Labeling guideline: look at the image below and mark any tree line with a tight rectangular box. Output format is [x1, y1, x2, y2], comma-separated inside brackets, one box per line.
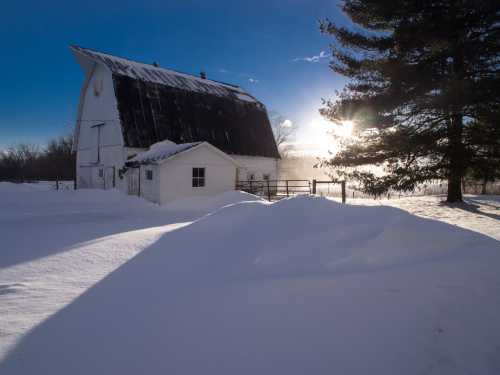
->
[320, 0, 500, 202]
[0, 134, 75, 182]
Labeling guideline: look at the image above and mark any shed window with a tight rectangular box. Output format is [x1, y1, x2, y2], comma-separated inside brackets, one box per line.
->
[98, 169, 104, 178]
[192, 167, 205, 187]
[146, 170, 153, 180]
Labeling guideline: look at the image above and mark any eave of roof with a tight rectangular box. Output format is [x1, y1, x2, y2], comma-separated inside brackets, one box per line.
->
[125, 141, 241, 167]
[70, 45, 259, 103]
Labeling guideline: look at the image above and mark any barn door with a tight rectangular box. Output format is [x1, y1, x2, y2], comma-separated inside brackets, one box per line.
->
[93, 167, 105, 189]
[127, 168, 140, 196]
[104, 167, 115, 190]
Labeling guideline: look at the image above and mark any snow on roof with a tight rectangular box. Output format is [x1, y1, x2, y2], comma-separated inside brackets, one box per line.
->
[70, 45, 257, 103]
[127, 141, 201, 165]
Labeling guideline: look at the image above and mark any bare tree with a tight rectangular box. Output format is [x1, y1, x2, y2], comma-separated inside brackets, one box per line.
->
[268, 111, 296, 156]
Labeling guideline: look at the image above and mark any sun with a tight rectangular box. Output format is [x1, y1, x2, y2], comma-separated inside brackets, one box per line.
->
[291, 117, 356, 156]
[336, 120, 354, 138]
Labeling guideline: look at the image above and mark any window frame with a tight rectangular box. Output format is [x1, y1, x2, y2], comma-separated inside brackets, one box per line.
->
[146, 170, 153, 180]
[192, 167, 206, 188]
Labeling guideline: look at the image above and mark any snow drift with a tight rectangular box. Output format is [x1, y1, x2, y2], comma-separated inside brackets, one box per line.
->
[1, 196, 500, 375]
[163, 190, 265, 212]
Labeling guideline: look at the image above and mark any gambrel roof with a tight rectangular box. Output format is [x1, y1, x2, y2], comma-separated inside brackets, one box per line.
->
[70, 46, 257, 103]
[71, 46, 280, 159]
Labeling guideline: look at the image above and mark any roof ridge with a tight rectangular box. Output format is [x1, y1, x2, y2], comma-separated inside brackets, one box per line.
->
[70, 45, 243, 90]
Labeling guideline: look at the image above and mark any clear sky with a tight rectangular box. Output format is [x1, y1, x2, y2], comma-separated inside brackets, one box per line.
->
[0, 0, 349, 149]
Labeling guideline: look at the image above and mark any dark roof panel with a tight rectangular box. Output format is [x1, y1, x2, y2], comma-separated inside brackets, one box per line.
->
[113, 75, 280, 158]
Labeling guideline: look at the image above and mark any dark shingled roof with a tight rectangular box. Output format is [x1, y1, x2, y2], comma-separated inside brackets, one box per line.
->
[72, 46, 280, 159]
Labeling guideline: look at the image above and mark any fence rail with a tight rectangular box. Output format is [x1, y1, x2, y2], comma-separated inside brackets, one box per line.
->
[236, 180, 311, 201]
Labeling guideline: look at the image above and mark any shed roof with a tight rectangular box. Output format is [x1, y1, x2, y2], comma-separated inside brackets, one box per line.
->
[126, 141, 240, 167]
[127, 141, 201, 165]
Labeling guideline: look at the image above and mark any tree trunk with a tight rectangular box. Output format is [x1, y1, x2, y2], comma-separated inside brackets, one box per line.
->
[447, 172, 463, 202]
[447, 38, 465, 203]
[481, 178, 488, 195]
[447, 114, 464, 203]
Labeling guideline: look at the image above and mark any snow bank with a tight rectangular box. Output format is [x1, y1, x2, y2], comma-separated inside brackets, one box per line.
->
[2, 196, 500, 375]
[163, 190, 264, 212]
[0, 182, 54, 193]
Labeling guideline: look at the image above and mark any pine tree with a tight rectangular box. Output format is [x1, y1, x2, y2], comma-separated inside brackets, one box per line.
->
[466, 120, 500, 194]
[320, 0, 500, 202]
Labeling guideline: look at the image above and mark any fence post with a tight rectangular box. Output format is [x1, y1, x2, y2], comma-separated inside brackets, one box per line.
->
[56, 179, 59, 190]
[286, 180, 289, 197]
[312, 179, 317, 195]
[74, 178, 77, 190]
[266, 179, 271, 201]
[249, 180, 253, 194]
[138, 166, 141, 197]
[341, 180, 346, 204]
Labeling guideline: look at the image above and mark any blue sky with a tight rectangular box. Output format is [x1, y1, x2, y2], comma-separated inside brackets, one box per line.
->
[0, 0, 348, 149]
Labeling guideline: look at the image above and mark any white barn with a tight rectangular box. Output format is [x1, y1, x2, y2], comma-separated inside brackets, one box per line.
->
[71, 46, 280, 204]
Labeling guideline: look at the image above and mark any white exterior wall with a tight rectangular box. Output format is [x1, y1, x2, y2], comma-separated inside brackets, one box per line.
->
[232, 155, 279, 181]
[138, 165, 160, 204]
[75, 63, 126, 190]
[156, 145, 237, 205]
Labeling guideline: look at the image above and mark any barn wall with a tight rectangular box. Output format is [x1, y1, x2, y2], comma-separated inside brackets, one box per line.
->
[76, 64, 126, 190]
[157, 145, 237, 205]
[232, 155, 279, 181]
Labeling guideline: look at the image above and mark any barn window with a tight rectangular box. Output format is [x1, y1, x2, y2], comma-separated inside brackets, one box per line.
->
[146, 170, 153, 180]
[98, 169, 104, 178]
[192, 167, 205, 187]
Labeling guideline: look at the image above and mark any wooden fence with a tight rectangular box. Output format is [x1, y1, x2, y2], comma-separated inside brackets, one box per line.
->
[312, 180, 346, 203]
[235, 180, 311, 201]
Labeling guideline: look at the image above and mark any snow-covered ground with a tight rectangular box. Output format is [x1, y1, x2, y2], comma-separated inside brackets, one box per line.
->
[0, 184, 260, 359]
[335, 195, 500, 241]
[0, 184, 499, 374]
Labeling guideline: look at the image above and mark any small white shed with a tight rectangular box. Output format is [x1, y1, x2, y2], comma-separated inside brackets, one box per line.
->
[125, 140, 239, 205]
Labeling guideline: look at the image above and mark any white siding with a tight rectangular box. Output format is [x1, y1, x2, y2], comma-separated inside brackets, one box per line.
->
[157, 145, 237, 205]
[139, 165, 160, 204]
[76, 64, 126, 190]
[232, 155, 279, 181]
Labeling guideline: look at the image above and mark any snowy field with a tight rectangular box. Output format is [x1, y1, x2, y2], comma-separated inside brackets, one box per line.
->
[336, 195, 500, 241]
[0, 182, 499, 374]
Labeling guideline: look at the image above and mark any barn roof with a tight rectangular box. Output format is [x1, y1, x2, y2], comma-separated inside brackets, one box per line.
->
[70, 45, 257, 103]
[71, 46, 280, 159]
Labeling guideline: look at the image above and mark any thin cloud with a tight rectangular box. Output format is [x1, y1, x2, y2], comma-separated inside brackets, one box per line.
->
[248, 78, 259, 84]
[293, 50, 329, 63]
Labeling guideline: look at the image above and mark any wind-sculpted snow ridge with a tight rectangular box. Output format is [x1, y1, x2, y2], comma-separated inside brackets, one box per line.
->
[163, 190, 265, 212]
[2, 196, 500, 375]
